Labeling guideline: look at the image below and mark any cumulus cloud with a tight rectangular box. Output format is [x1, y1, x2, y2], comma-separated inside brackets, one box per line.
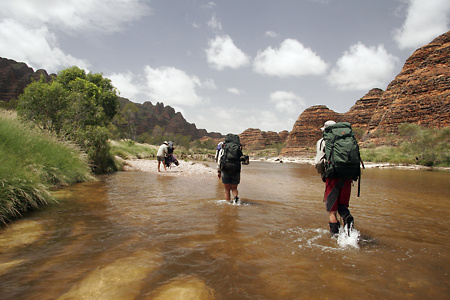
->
[269, 91, 306, 115]
[144, 66, 206, 107]
[0, 0, 150, 33]
[0, 0, 149, 72]
[394, 0, 450, 49]
[205, 35, 251, 70]
[0, 19, 89, 72]
[109, 71, 143, 100]
[327, 42, 399, 91]
[253, 39, 328, 77]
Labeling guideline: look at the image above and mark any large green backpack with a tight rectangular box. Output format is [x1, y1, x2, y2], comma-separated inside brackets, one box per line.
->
[323, 122, 363, 181]
[219, 134, 242, 174]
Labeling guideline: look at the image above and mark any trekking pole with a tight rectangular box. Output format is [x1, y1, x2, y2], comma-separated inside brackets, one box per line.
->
[357, 176, 361, 197]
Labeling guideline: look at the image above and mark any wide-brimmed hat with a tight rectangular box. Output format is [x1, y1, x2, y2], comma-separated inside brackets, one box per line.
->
[321, 120, 336, 131]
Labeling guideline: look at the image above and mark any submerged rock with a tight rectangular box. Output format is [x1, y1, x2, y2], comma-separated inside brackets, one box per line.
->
[0, 220, 44, 252]
[58, 249, 162, 300]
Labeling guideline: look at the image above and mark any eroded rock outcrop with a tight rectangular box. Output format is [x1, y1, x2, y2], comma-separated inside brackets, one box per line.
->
[368, 31, 450, 136]
[239, 128, 288, 149]
[282, 105, 341, 154]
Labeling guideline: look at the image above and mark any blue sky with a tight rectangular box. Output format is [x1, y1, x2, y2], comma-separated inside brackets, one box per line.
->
[1, 0, 449, 135]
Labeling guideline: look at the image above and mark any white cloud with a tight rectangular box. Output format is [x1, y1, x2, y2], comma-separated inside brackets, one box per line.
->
[269, 91, 306, 115]
[394, 0, 450, 49]
[0, 19, 89, 72]
[0, 0, 149, 72]
[144, 66, 205, 107]
[205, 35, 251, 70]
[0, 0, 150, 33]
[253, 39, 328, 77]
[327, 42, 399, 91]
[227, 87, 245, 95]
[109, 71, 143, 100]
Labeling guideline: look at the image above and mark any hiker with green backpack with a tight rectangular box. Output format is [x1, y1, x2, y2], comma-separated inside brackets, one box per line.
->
[314, 120, 364, 235]
[217, 133, 249, 204]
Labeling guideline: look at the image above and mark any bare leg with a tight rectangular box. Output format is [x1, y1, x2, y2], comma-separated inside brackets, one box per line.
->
[231, 184, 238, 199]
[223, 183, 232, 201]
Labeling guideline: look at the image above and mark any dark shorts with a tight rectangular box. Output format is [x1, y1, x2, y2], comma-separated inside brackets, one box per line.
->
[157, 156, 165, 162]
[324, 178, 352, 212]
[221, 171, 241, 185]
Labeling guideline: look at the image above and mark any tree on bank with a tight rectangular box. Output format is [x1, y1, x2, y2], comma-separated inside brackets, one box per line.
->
[17, 66, 120, 173]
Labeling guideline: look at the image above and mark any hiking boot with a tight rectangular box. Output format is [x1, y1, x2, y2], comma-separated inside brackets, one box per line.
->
[343, 214, 354, 232]
[329, 222, 340, 235]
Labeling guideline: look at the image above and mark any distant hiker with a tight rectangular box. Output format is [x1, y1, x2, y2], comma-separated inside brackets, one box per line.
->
[217, 134, 247, 204]
[157, 141, 169, 172]
[315, 120, 364, 235]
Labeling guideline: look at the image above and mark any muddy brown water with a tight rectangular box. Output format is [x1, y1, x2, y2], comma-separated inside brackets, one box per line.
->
[0, 162, 449, 299]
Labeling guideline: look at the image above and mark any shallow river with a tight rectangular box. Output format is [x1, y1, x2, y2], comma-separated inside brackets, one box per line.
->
[0, 162, 449, 299]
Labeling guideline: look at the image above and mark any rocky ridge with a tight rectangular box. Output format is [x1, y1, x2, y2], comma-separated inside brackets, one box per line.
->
[0, 57, 53, 104]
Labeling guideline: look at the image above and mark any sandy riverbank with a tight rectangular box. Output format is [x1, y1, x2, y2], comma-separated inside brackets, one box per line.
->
[123, 159, 217, 176]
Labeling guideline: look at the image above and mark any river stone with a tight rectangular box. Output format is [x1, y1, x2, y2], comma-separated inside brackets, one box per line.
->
[58, 249, 162, 300]
[149, 275, 215, 300]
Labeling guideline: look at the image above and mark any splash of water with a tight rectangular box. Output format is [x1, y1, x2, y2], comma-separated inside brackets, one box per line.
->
[336, 226, 360, 249]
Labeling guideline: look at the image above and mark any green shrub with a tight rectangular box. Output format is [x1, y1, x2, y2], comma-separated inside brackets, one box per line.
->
[0, 110, 92, 223]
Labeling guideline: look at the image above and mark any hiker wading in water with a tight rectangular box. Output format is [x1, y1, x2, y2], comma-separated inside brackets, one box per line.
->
[217, 134, 245, 204]
[157, 141, 169, 172]
[315, 120, 363, 235]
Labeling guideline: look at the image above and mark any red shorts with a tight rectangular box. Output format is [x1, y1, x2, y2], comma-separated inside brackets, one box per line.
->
[324, 178, 352, 212]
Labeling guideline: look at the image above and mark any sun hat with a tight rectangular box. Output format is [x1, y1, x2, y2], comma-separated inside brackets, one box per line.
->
[321, 120, 336, 131]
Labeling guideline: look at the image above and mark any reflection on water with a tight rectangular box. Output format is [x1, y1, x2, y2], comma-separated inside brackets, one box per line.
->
[0, 162, 449, 299]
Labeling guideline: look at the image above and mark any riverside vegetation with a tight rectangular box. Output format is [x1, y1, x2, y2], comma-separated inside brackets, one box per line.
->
[0, 110, 93, 224]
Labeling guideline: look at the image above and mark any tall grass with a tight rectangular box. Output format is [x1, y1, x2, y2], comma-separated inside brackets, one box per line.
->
[110, 140, 157, 159]
[0, 110, 93, 223]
